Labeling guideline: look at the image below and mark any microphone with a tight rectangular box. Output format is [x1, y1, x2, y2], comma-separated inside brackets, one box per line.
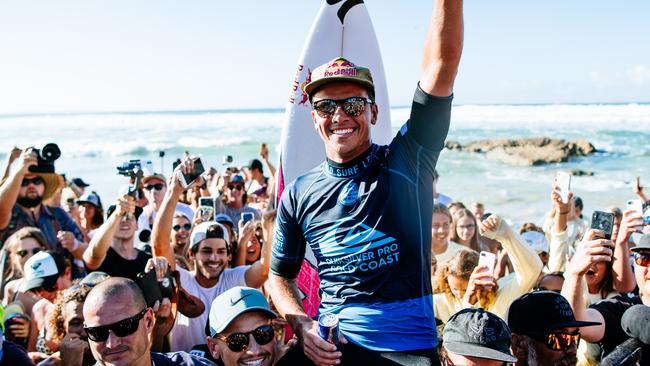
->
[622, 304, 650, 344]
[601, 304, 650, 366]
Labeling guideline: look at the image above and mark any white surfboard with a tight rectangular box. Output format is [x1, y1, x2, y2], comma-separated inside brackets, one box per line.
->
[276, 0, 391, 318]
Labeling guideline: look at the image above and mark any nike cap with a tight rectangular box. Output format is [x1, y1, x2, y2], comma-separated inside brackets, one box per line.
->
[208, 286, 276, 336]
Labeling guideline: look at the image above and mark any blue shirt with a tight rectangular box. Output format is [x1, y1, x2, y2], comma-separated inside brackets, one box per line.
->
[271, 85, 452, 351]
[0, 204, 84, 250]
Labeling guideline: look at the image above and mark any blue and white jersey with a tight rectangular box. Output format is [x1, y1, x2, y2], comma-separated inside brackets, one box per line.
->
[271, 85, 452, 352]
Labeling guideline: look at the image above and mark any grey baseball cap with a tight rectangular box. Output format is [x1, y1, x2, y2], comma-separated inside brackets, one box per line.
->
[208, 286, 276, 336]
[631, 234, 650, 252]
[189, 221, 230, 249]
[443, 308, 517, 363]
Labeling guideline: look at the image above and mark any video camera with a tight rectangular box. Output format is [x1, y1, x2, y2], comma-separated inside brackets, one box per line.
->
[116, 160, 152, 200]
[28, 143, 61, 173]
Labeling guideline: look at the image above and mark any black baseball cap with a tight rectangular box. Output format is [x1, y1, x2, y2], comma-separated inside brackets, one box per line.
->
[71, 177, 90, 187]
[248, 159, 263, 172]
[443, 308, 517, 363]
[508, 291, 601, 334]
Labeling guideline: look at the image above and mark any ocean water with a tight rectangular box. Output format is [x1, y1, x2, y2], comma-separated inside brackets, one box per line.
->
[1, 103, 649, 227]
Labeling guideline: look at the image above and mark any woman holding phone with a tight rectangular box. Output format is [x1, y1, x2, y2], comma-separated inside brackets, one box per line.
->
[432, 215, 543, 323]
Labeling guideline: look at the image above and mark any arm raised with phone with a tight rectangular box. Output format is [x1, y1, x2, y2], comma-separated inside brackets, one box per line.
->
[469, 215, 543, 318]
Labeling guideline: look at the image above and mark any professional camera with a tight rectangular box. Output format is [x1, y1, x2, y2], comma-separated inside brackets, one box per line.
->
[28, 143, 61, 173]
[135, 268, 176, 308]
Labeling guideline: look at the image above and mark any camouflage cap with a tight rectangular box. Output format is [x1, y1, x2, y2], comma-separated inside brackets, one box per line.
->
[303, 57, 374, 97]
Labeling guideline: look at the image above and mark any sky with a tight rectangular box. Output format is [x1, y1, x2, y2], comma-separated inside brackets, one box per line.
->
[1, 0, 649, 114]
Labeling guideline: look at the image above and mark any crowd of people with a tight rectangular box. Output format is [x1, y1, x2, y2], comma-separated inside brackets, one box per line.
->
[1, 1, 650, 365]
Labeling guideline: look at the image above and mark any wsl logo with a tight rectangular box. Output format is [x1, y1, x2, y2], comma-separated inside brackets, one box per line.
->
[338, 181, 359, 206]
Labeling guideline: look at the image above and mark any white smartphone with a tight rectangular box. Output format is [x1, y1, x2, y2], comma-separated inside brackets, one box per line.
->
[478, 251, 497, 275]
[555, 171, 572, 204]
[627, 199, 644, 216]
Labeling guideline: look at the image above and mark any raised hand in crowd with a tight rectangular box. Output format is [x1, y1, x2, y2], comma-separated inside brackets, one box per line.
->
[634, 176, 648, 203]
[58, 333, 89, 366]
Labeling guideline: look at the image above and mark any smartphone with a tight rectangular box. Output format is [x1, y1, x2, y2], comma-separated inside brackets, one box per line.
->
[241, 212, 254, 225]
[627, 199, 644, 216]
[478, 251, 497, 275]
[555, 171, 572, 204]
[198, 197, 215, 222]
[591, 211, 615, 240]
[177, 157, 206, 188]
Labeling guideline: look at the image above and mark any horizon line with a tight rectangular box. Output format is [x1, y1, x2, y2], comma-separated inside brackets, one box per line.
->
[1, 100, 649, 119]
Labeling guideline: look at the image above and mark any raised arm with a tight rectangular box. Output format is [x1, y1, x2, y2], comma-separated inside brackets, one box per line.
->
[83, 196, 134, 269]
[0, 149, 37, 229]
[548, 184, 572, 272]
[480, 215, 542, 291]
[561, 229, 612, 342]
[151, 163, 188, 271]
[612, 210, 643, 293]
[244, 211, 275, 288]
[420, 0, 464, 97]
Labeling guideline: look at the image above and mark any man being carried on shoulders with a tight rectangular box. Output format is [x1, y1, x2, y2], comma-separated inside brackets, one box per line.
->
[269, 1, 463, 364]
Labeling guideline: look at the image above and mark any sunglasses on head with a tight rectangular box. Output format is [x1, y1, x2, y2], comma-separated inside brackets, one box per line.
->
[228, 184, 243, 191]
[21, 177, 44, 187]
[145, 183, 165, 191]
[173, 223, 192, 231]
[633, 251, 650, 267]
[84, 308, 148, 342]
[312, 97, 373, 118]
[17, 247, 42, 258]
[215, 324, 275, 352]
[528, 331, 580, 351]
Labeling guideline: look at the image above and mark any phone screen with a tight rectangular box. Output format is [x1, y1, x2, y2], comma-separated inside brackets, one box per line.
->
[591, 211, 615, 240]
[180, 157, 206, 186]
[241, 212, 254, 225]
[199, 197, 214, 208]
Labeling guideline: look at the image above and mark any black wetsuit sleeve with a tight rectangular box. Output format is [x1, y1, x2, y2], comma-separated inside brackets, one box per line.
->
[405, 84, 452, 151]
[270, 185, 306, 279]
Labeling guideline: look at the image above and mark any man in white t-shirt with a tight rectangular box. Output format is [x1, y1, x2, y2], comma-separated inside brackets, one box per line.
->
[151, 159, 270, 352]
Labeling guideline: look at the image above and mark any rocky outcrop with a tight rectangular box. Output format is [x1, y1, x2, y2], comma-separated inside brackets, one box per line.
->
[445, 138, 596, 166]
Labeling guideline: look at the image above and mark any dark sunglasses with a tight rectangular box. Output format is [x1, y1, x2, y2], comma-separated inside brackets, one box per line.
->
[173, 223, 192, 231]
[228, 184, 243, 191]
[84, 308, 148, 342]
[215, 324, 275, 352]
[633, 252, 650, 267]
[16, 247, 42, 258]
[312, 97, 373, 117]
[21, 177, 44, 186]
[528, 331, 580, 351]
[145, 183, 165, 191]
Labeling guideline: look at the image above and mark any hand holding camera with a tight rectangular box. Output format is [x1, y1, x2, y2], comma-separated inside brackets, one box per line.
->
[551, 181, 573, 214]
[115, 196, 136, 218]
[137, 257, 176, 309]
[463, 264, 496, 305]
[617, 209, 645, 246]
[567, 229, 613, 276]
[16, 148, 39, 175]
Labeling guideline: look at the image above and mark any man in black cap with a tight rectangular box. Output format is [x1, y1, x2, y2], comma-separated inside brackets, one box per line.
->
[0, 148, 84, 257]
[563, 232, 650, 363]
[441, 308, 517, 365]
[508, 291, 601, 366]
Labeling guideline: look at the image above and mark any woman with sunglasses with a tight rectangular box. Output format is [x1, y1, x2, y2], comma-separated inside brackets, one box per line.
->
[1, 227, 48, 305]
[433, 215, 543, 323]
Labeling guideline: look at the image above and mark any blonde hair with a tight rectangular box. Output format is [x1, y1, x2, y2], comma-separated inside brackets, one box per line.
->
[434, 249, 497, 309]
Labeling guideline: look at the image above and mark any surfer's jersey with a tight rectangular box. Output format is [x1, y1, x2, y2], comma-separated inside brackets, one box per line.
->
[271, 85, 452, 352]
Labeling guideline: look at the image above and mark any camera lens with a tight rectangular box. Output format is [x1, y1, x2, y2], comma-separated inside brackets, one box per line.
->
[41, 143, 61, 162]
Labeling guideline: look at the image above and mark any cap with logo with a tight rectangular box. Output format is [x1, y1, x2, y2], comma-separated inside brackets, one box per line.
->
[21, 251, 66, 292]
[521, 231, 549, 254]
[208, 286, 277, 336]
[303, 57, 375, 97]
[508, 291, 601, 335]
[189, 221, 230, 250]
[443, 308, 517, 363]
